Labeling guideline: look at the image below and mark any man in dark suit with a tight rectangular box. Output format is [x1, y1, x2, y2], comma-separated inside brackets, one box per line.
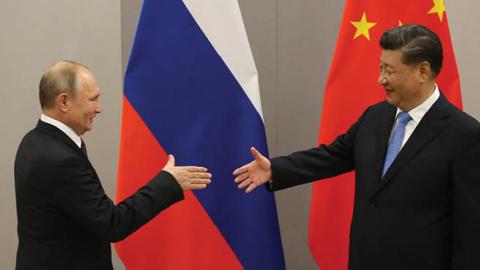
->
[14, 60, 212, 270]
[234, 24, 480, 269]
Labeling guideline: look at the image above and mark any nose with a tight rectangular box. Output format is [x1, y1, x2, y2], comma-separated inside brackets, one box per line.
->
[378, 72, 386, 86]
[96, 102, 103, 114]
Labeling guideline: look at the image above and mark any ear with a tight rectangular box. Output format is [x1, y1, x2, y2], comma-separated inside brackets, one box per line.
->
[417, 61, 431, 82]
[56, 92, 69, 113]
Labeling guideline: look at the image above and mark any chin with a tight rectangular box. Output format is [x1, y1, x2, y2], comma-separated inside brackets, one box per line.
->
[81, 125, 93, 134]
[386, 97, 400, 107]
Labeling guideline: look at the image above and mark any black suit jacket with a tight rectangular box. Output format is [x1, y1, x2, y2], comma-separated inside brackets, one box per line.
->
[14, 120, 184, 270]
[270, 95, 480, 270]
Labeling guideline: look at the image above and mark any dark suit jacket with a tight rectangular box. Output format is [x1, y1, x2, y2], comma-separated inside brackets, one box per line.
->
[14, 120, 184, 270]
[270, 95, 480, 270]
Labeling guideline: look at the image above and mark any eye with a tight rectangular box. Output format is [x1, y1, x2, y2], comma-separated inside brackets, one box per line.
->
[385, 67, 395, 76]
[380, 66, 390, 76]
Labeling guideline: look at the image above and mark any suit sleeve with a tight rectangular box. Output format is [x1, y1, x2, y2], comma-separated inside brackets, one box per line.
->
[53, 156, 184, 242]
[451, 131, 480, 269]
[269, 108, 367, 191]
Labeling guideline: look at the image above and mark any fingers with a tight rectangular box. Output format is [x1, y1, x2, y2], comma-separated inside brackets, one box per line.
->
[161, 156, 212, 190]
[234, 172, 249, 183]
[237, 178, 253, 189]
[185, 172, 212, 185]
[245, 182, 256, 193]
[189, 184, 209, 190]
[233, 164, 248, 176]
[237, 179, 258, 193]
[177, 166, 208, 172]
[188, 172, 211, 179]
[177, 169, 212, 191]
[189, 178, 211, 185]
[178, 176, 210, 190]
[184, 180, 210, 190]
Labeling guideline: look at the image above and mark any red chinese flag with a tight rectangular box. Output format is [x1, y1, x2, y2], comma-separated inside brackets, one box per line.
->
[309, 1, 461, 269]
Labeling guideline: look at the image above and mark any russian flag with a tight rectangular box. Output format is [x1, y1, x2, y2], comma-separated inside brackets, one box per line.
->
[114, 0, 285, 269]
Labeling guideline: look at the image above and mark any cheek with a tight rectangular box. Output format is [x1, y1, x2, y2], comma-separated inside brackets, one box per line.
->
[393, 76, 408, 92]
[401, 78, 417, 95]
[86, 105, 96, 116]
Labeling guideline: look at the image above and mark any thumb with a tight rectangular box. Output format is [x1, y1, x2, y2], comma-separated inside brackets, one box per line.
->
[250, 147, 265, 162]
[166, 154, 175, 168]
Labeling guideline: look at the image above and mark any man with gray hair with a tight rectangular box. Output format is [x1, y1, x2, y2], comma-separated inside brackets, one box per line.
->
[14, 60, 212, 270]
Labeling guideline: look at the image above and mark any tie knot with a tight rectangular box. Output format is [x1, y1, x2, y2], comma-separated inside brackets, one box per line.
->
[397, 112, 411, 125]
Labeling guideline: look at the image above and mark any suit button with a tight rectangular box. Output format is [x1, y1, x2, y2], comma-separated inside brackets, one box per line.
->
[369, 202, 376, 207]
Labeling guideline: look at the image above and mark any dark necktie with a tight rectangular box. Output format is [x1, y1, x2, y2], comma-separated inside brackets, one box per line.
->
[382, 112, 412, 177]
[80, 139, 88, 157]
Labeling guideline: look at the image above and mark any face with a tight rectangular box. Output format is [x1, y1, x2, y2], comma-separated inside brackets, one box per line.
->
[65, 70, 102, 135]
[378, 49, 424, 111]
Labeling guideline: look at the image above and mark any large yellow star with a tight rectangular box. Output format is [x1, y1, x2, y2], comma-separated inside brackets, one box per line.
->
[351, 12, 377, 40]
[428, 0, 446, 22]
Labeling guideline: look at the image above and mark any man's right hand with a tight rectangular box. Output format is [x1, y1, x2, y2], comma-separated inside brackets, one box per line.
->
[233, 147, 272, 193]
[162, 155, 211, 190]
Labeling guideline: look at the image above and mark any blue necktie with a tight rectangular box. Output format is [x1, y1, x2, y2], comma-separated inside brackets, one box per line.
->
[382, 112, 411, 177]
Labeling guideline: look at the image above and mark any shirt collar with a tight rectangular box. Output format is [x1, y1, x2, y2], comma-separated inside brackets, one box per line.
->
[396, 84, 440, 124]
[40, 113, 82, 148]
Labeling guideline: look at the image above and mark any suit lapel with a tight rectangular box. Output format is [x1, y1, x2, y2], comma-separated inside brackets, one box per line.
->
[35, 120, 88, 160]
[371, 104, 397, 183]
[372, 95, 451, 198]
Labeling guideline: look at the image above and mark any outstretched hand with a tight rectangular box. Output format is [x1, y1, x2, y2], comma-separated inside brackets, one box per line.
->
[162, 155, 212, 190]
[233, 147, 272, 193]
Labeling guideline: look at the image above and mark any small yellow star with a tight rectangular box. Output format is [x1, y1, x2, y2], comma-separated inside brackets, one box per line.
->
[351, 12, 377, 40]
[428, 0, 446, 22]
[398, 20, 403, 26]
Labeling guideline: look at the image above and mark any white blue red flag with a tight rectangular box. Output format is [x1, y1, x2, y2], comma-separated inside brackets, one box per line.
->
[114, 0, 285, 269]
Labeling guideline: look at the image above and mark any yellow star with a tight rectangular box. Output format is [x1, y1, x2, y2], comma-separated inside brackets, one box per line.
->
[351, 12, 377, 40]
[398, 20, 403, 26]
[428, 0, 446, 22]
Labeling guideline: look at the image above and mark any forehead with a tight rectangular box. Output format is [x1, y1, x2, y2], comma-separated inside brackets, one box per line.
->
[379, 49, 404, 66]
[77, 69, 100, 95]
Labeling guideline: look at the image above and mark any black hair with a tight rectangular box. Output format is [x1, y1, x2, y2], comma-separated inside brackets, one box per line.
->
[380, 24, 443, 77]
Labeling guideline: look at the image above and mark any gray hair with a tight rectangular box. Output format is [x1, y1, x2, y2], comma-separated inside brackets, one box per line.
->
[39, 60, 89, 109]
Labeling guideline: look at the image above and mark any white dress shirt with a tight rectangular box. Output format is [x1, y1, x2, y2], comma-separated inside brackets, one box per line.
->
[392, 85, 440, 149]
[40, 114, 82, 149]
